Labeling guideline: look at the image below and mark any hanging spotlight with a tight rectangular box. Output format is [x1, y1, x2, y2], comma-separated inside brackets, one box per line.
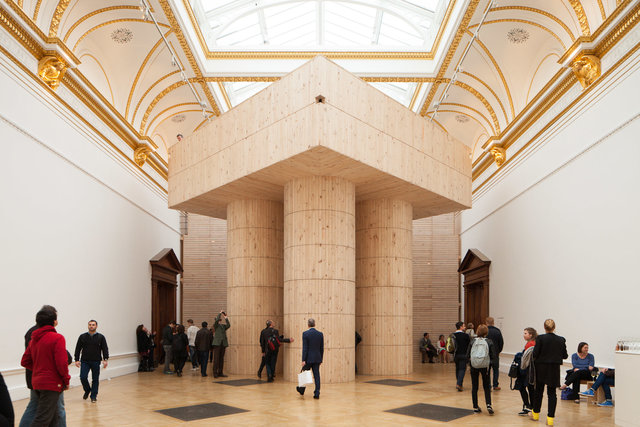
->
[171, 55, 177, 67]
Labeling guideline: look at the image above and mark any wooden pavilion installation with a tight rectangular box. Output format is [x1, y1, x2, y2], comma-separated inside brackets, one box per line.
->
[168, 56, 471, 383]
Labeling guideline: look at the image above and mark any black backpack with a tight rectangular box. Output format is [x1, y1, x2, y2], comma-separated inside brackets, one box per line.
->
[266, 334, 280, 353]
[509, 352, 522, 390]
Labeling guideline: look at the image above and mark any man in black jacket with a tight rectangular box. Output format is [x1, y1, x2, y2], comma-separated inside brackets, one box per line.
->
[260, 320, 293, 382]
[74, 320, 109, 403]
[162, 320, 176, 374]
[453, 321, 471, 391]
[194, 321, 213, 377]
[486, 317, 504, 390]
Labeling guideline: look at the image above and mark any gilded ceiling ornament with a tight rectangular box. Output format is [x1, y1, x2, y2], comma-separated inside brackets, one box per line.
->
[571, 54, 601, 88]
[507, 28, 529, 44]
[490, 146, 506, 167]
[37, 55, 66, 90]
[171, 114, 186, 123]
[111, 28, 133, 44]
[455, 114, 470, 123]
[134, 145, 153, 167]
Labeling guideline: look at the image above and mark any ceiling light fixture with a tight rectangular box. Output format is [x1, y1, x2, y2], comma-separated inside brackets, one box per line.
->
[430, 1, 496, 122]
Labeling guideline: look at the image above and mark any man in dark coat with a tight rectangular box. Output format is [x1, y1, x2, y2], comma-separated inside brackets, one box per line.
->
[74, 320, 109, 403]
[453, 321, 471, 391]
[161, 320, 176, 374]
[260, 320, 293, 382]
[297, 318, 324, 399]
[212, 311, 230, 378]
[486, 317, 504, 390]
[194, 321, 213, 377]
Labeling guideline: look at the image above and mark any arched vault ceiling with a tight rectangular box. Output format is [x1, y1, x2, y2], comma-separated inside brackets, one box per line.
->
[5, 0, 633, 169]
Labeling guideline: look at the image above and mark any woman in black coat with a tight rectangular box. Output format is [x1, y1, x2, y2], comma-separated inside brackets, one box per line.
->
[172, 324, 190, 376]
[531, 319, 568, 426]
[136, 324, 155, 372]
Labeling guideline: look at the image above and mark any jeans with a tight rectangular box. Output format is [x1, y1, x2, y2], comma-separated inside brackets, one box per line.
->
[163, 345, 173, 372]
[490, 357, 500, 388]
[19, 390, 66, 427]
[470, 367, 492, 408]
[533, 384, 557, 418]
[80, 361, 101, 399]
[592, 372, 615, 400]
[189, 346, 198, 367]
[198, 350, 209, 376]
[454, 356, 467, 386]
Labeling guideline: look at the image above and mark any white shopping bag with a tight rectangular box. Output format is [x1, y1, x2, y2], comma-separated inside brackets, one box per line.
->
[298, 369, 313, 387]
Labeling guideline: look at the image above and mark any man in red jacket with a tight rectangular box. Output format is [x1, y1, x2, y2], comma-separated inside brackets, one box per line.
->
[21, 306, 70, 426]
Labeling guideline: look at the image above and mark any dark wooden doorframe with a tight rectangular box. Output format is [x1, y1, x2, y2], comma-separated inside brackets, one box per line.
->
[458, 249, 491, 328]
[150, 248, 183, 361]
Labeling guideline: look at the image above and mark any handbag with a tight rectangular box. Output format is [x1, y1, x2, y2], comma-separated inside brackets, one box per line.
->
[298, 369, 313, 387]
[560, 387, 573, 400]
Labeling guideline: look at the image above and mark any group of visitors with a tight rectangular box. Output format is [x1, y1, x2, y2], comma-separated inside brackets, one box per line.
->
[7, 305, 109, 426]
[443, 316, 615, 426]
[419, 333, 449, 363]
[155, 311, 231, 378]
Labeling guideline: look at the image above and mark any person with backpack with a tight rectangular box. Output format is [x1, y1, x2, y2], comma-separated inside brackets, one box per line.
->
[486, 317, 504, 390]
[466, 324, 496, 414]
[531, 319, 568, 426]
[452, 322, 470, 391]
[259, 320, 294, 382]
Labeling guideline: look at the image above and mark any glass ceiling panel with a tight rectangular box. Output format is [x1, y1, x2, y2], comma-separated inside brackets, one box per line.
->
[192, 0, 451, 51]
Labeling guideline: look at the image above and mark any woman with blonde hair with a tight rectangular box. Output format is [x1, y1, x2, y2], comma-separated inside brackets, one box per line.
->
[531, 319, 567, 426]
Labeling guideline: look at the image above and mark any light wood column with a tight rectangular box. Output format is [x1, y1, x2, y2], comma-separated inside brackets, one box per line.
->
[226, 200, 283, 375]
[356, 199, 413, 375]
[283, 176, 356, 384]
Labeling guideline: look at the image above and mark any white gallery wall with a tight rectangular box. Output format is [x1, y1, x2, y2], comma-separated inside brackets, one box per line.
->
[0, 48, 181, 399]
[461, 38, 640, 369]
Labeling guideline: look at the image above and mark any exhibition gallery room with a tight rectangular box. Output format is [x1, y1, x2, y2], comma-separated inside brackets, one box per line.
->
[1, 0, 639, 426]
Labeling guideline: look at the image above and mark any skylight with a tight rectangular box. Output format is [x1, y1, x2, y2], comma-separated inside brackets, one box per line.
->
[189, 0, 452, 52]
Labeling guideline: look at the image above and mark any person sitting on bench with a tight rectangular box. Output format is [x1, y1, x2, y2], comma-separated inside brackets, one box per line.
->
[580, 368, 614, 407]
[560, 342, 595, 403]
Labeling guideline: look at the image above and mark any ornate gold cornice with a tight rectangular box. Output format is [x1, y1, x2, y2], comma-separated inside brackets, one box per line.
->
[48, 0, 71, 37]
[180, 0, 457, 61]
[596, 0, 640, 57]
[466, 31, 514, 118]
[568, 0, 591, 36]
[157, 0, 220, 117]
[489, 6, 576, 42]
[32, 0, 43, 21]
[134, 145, 153, 167]
[62, 6, 141, 43]
[420, 0, 480, 117]
[126, 30, 173, 120]
[0, 3, 43, 58]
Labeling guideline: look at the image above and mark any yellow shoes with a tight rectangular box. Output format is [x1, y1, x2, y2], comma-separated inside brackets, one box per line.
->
[547, 417, 554, 426]
[532, 412, 540, 421]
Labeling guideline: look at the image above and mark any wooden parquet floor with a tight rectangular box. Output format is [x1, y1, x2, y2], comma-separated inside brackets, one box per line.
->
[12, 362, 615, 426]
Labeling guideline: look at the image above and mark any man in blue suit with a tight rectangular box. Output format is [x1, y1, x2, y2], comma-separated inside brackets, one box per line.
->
[297, 318, 324, 399]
